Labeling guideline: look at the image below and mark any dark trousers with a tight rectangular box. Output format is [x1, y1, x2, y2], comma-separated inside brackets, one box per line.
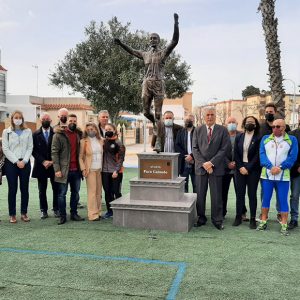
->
[180, 163, 196, 193]
[5, 159, 31, 216]
[38, 176, 59, 213]
[196, 174, 223, 225]
[235, 169, 260, 219]
[222, 173, 247, 217]
[57, 170, 81, 217]
[102, 172, 123, 213]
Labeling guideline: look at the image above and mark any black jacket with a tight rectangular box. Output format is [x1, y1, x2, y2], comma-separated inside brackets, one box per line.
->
[32, 126, 55, 179]
[234, 132, 261, 172]
[151, 122, 182, 151]
[289, 128, 300, 178]
[175, 126, 195, 174]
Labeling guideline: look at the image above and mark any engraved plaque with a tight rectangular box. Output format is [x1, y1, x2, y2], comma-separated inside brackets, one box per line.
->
[140, 159, 172, 179]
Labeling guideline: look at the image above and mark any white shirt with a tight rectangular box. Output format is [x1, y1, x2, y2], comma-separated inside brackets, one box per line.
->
[89, 137, 103, 170]
[164, 126, 175, 152]
[243, 131, 254, 163]
[187, 130, 192, 154]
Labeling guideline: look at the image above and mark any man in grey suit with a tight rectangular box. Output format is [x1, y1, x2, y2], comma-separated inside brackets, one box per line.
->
[192, 107, 230, 230]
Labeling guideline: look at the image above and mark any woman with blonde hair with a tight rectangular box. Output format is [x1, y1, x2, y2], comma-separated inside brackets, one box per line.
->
[2, 110, 33, 223]
[79, 122, 103, 221]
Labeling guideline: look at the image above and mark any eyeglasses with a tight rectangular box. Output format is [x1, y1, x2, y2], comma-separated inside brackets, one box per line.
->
[271, 125, 282, 129]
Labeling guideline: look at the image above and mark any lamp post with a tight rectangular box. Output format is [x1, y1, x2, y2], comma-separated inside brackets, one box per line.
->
[32, 65, 39, 96]
[283, 78, 296, 128]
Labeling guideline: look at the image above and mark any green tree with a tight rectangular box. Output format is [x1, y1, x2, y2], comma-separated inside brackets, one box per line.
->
[242, 85, 260, 98]
[258, 0, 285, 116]
[49, 17, 192, 120]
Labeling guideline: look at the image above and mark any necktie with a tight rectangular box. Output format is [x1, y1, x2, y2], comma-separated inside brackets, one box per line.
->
[44, 130, 49, 143]
[208, 127, 212, 143]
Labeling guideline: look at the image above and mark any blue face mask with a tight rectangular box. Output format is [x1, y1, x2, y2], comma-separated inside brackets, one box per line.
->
[227, 123, 237, 132]
[164, 119, 173, 127]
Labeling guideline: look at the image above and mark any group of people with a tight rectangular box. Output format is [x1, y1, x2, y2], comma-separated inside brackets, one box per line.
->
[156, 103, 299, 236]
[1, 103, 299, 235]
[0, 109, 125, 225]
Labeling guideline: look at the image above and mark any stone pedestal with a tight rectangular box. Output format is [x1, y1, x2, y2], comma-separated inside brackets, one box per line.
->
[111, 152, 197, 232]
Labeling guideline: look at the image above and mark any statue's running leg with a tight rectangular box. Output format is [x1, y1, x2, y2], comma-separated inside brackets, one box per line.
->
[153, 97, 164, 153]
[143, 95, 156, 134]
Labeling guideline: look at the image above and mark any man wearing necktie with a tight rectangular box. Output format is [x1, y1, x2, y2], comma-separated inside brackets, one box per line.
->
[192, 106, 230, 230]
[32, 113, 59, 219]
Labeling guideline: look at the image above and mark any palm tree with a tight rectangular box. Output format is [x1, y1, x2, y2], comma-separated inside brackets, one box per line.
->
[258, 0, 285, 117]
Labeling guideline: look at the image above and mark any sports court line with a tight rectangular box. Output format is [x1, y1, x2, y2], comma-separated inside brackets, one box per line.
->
[0, 247, 186, 300]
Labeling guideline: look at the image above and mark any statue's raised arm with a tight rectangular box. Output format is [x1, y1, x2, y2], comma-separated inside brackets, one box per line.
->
[165, 13, 179, 57]
[114, 38, 143, 60]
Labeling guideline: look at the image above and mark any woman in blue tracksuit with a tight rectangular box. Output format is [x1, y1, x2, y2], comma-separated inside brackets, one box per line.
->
[258, 119, 298, 235]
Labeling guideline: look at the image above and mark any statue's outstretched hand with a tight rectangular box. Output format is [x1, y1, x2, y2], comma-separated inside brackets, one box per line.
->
[114, 38, 121, 45]
[174, 13, 179, 23]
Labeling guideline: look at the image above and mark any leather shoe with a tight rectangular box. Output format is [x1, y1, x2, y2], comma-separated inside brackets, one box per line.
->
[194, 221, 206, 227]
[21, 214, 30, 222]
[53, 210, 60, 218]
[9, 215, 17, 224]
[232, 216, 242, 226]
[40, 212, 49, 219]
[58, 216, 67, 225]
[71, 214, 85, 221]
[288, 220, 298, 230]
[214, 223, 224, 230]
[249, 218, 257, 229]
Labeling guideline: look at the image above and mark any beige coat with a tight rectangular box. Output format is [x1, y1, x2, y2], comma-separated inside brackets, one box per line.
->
[79, 137, 103, 175]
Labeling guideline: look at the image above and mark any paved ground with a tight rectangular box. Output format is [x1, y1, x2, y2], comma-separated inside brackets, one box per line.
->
[124, 142, 153, 168]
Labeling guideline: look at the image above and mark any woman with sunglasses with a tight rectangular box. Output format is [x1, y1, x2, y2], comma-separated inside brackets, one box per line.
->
[233, 116, 261, 229]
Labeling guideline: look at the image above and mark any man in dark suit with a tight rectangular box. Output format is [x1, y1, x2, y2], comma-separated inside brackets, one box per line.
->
[151, 111, 182, 152]
[192, 106, 230, 230]
[175, 113, 196, 192]
[32, 113, 59, 219]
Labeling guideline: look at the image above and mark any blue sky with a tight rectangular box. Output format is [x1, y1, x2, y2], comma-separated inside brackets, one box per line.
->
[1, 0, 299, 106]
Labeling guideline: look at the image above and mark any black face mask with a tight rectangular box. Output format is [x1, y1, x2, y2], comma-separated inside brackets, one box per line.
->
[60, 116, 67, 124]
[265, 113, 275, 122]
[185, 120, 193, 128]
[245, 123, 255, 132]
[68, 123, 77, 131]
[42, 121, 51, 129]
[105, 131, 114, 138]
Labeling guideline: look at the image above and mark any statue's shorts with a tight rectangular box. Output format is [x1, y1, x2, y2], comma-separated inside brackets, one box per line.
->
[142, 79, 165, 100]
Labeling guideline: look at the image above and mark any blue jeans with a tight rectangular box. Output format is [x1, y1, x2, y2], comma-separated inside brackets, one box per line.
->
[4, 159, 31, 216]
[180, 163, 196, 193]
[290, 176, 300, 221]
[57, 170, 81, 217]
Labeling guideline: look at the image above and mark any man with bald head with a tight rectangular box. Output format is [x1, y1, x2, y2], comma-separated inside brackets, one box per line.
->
[193, 107, 230, 230]
[258, 118, 298, 235]
[32, 113, 59, 218]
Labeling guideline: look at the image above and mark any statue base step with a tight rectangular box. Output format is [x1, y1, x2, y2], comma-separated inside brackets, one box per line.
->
[111, 193, 197, 232]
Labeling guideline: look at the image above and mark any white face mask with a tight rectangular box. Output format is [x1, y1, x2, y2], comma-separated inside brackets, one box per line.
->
[164, 119, 173, 127]
[13, 119, 23, 126]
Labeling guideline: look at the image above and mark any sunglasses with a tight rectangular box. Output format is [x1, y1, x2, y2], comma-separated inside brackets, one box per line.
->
[271, 125, 282, 129]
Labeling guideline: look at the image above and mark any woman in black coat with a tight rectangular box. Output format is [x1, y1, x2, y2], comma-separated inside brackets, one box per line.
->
[233, 116, 261, 229]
